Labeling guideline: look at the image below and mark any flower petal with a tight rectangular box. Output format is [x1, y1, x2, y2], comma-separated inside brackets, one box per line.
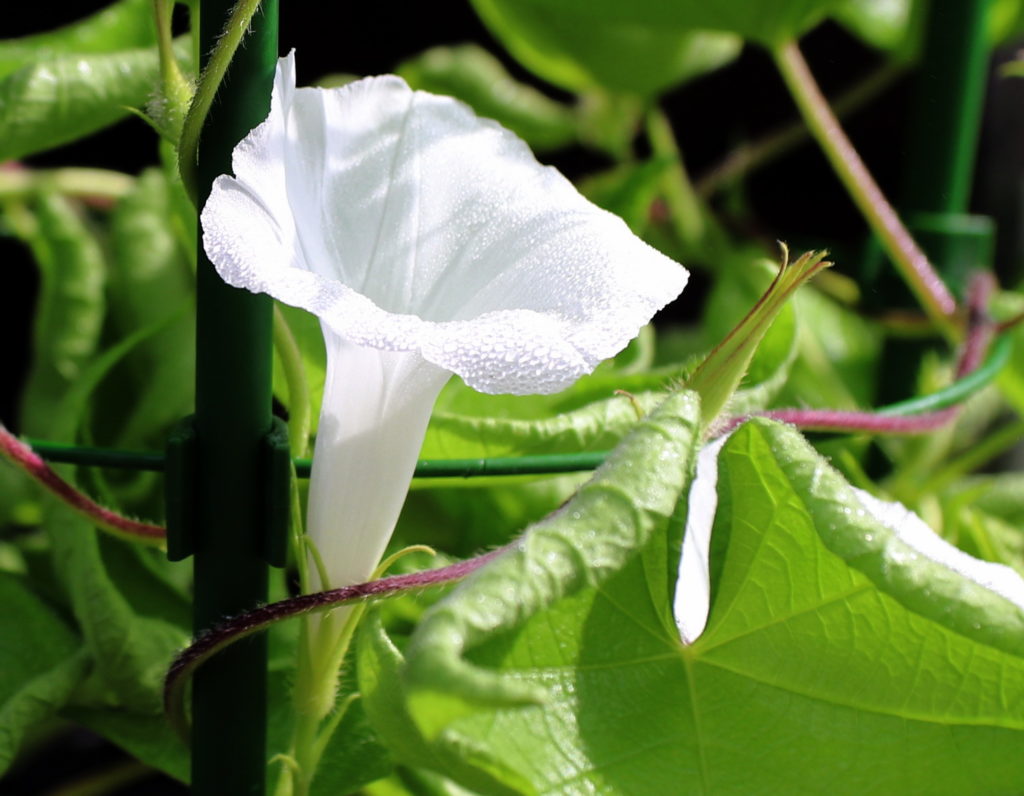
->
[306, 331, 450, 588]
[202, 52, 687, 395]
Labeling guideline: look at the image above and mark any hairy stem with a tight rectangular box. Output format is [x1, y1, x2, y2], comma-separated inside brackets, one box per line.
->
[772, 40, 958, 336]
[724, 272, 1003, 437]
[164, 547, 505, 741]
[178, 0, 265, 201]
[0, 425, 165, 546]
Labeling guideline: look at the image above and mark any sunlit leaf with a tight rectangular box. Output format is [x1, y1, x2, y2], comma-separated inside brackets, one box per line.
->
[370, 416, 1024, 793]
[0, 0, 156, 81]
[471, 0, 743, 97]
[0, 573, 85, 773]
[0, 39, 189, 162]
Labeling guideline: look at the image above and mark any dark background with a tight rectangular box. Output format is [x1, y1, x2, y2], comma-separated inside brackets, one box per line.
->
[3, 3, 1023, 793]
[1, 2, 921, 427]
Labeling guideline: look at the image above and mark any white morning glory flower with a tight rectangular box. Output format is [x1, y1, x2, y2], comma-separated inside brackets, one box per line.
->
[202, 53, 687, 591]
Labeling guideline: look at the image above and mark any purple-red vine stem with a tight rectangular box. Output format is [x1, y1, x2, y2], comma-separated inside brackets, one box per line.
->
[163, 546, 509, 738]
[773, 40, 959, 337]
[722, 272, 998, 437]
[0, 424, 165, 546]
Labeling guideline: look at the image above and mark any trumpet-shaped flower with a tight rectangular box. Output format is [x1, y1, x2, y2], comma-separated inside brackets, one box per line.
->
[202, 53, 687, 590]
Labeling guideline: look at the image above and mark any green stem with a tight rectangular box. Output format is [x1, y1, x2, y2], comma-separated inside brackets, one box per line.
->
[273, 305, 312, 459]
[178, 0, 265, 202]
[772, 40, 959, 337]
[920, 418, 1024, 494]
[0, 167, 134, 201]
[153, 0, 194, 140]
[284, 545, 433, 793]
[645, 107, 705, 248]
[289, 463, 310, 592]
[288, 605, 364, 795]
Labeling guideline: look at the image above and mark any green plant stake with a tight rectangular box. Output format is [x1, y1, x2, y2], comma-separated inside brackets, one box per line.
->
[871, 0, 994, 416]
[166, 1, 282, 794]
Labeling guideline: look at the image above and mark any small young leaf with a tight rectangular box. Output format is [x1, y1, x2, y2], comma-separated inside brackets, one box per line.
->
[0, 39, 190, 162]
[16, 193, 107, 433]
[103, 167, 195, 449]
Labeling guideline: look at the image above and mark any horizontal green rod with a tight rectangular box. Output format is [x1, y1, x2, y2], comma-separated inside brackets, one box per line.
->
[879, 333, 1011, 416]
[24, 441, 609, 478]
[410, 451, 608, 479]
[25, 334, 1013, 477]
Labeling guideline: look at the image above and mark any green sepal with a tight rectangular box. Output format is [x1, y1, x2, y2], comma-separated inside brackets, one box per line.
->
[686, 248, 830, 429]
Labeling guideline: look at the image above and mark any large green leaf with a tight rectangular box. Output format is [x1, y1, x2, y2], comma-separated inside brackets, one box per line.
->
[0, 573, 86, 773]
[0, 0, 156, 80]
[103, 167, 195, 449]
[832, 0, 918, 58]
[25, 334, 190, 716]
[369, 416, 1024, 794]
[470, 0, 743, 97]
[16, 193, 107, 434]
[0, 39, 189, 162]
[65, 706, 189, 782]
[397, 45, 576, 152]
[359, 390, 701, 788]
[46, 501, 188, 713]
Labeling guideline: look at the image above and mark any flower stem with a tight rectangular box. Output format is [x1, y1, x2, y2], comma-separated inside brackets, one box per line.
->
[285, 544, 434, 792]
[273, 305, 312, 459]
[152, 0, 194, 140]
[178, 0, 265, 202]
[0, 166, 135, 203]
[645, 107, 705, 248]
[288, 608, 363, 795]
[772, 40, 959, 337]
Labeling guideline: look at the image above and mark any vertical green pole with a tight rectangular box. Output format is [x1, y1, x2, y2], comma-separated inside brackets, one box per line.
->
[870, 0, 993, 410]
[902, 0, 991, 218]
[192, 1, 278, 793]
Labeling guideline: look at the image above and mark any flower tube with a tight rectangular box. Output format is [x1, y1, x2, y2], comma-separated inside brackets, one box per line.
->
[202, 53, 687, 591]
